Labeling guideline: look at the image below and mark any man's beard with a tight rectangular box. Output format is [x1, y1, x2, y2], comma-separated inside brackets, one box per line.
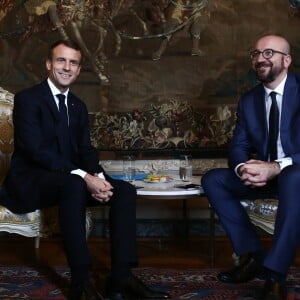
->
[254, 59, 284, 83]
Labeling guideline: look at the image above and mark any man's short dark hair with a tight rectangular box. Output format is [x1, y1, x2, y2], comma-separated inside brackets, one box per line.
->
[48, 40, 82, 60]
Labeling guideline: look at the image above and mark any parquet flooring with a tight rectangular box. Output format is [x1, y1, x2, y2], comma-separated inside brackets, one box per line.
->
[1, 235, 299, 270]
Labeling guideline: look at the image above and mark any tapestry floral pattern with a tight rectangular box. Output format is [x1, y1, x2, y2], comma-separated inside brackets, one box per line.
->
[90, 100, 235, 150]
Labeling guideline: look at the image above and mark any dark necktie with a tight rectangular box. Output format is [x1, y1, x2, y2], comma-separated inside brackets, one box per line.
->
[57, 94, 70, 159]
[268, 91, 279, 161]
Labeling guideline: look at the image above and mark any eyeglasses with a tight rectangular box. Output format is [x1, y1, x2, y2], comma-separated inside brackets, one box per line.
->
[250, 48, 288, 60]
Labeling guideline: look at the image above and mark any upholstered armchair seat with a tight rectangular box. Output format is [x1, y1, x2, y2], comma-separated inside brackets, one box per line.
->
[0, 207, 41, 233]
[241, 199, 277, 235]
[0, 206, 41, 247]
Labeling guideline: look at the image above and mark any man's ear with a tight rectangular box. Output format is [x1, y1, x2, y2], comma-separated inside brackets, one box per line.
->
[284, 55, 292, 68]
[46, 59, 51, 71]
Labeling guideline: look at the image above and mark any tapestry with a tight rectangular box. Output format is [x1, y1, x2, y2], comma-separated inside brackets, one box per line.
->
[0, 1, 300, 151]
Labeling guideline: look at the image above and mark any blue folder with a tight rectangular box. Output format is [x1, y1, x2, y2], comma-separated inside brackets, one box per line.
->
[109, 173, 147, 181]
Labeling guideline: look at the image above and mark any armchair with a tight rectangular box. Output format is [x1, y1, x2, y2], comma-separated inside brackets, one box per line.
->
[0, 88, 41, 247]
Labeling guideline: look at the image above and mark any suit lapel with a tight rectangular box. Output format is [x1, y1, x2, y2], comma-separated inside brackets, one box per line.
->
[66, 93, 78, 153]
[281, 74, 300, 132]
[41, 81, 71, 155]
[40, 81, 61, 123]
[41, 82, 81, 158]
[66, 93, 76, 127]
[253, 85, 269, 158]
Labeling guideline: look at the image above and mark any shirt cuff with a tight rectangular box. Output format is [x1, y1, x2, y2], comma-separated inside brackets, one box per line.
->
[275, 157, 293, 170]
[71, 169, 87, 178]
[234, 163, 245, 177]
[71, 169, 106, 179]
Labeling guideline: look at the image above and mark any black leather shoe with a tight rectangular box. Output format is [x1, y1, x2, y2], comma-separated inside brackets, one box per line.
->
[218, 256, 263, 283]
[105, 275, 170, 299]
[68, 281, 104, 300]
[257, 278, 287, 300]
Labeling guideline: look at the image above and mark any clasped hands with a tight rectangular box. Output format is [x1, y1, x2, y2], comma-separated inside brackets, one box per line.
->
[84, 173, 113, 203]
[239, 159, 281, 187]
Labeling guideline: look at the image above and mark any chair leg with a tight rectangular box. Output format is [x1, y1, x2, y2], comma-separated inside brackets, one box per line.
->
[232, 252, 240, 266]
[35, 236, 40, 249]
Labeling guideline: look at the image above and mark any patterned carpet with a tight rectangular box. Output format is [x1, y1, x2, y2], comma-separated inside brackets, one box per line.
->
[0, 265, 300, 299]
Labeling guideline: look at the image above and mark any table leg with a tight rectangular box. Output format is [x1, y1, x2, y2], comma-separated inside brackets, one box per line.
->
[209, 204, 215, 267]
[182, 199, 189, 236]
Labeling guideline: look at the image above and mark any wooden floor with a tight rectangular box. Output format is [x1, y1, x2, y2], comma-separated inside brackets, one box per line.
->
[1, 235, 300, 271]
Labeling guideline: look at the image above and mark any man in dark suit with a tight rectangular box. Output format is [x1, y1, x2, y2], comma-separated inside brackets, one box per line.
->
[2, 40, 170, 300]
[202, 34, 300, 300]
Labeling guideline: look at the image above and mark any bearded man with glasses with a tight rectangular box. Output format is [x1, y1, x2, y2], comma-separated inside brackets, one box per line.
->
[202, 34, 300, 299]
